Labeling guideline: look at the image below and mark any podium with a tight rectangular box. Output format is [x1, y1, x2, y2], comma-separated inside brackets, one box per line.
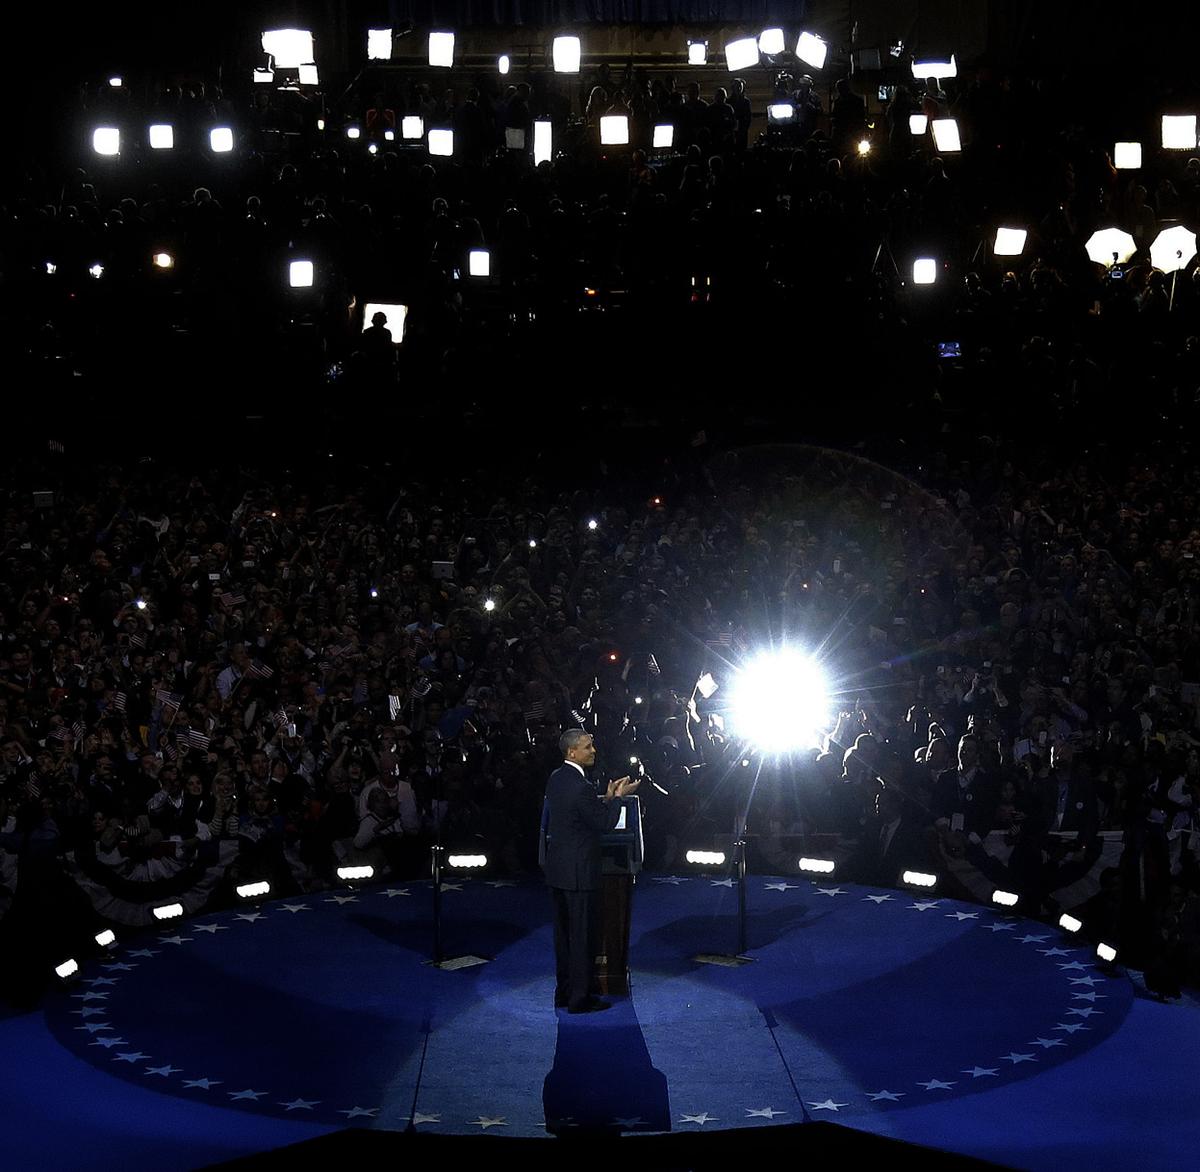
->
[595, 796, 643, 995]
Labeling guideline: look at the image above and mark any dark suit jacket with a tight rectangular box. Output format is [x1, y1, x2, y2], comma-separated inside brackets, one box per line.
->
[1036, 773, 1099, 846]
[855, 815, 933, 887]
[931, 767, 998, 839]
[542, 762, 621, 891]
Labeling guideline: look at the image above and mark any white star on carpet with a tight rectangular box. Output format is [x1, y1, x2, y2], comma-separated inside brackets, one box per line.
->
[183, 1078, 222, 1089]
[745, 1106, 787, 1118]
[946, 911, 979, 920]
[102, 963, 137, 971]
[680, 1113, 718, 1124]
[1071, 991, 1104, 1002]
[1055, 1023, 1090, 1034]
[909, 901, 940, 912]
[325, 895, 359, 905]
[341, 1107, 382, 1119]
[485, 880, 517, 887]
[440, 882, 464, 892]
[145, 1065, 181, 1077]
[1038, 947, 1073, 957]
[279, 903, 311, 913]
[470, 1116, 507, 1129]
[866, 1090, 905, 1101]
[1066, 1007, 1102, 1017]
[962, 1066, 999, 1078]
[1000, 1052, 1037, 1064]
[72, 991, 109, 1001]
[652, 876, 686, 884]
[984, 922, 1016, 932]
[83, 977, 118, 986]
[710, 878, 735, 888]
[808, 1099, 848, 1111]
[917, 1079, 956, 1090]
[764, 883, 799, 892]
[815, 887, 845, 897]
[1029, 1037, 1066, 1049]
[71, 1007, 108, 1017]
[157, 936, 193, 946]
[1069, 974, 1102, 986]
[113, 1052, 152, 1063]
[863, 894, 893, 903]
[279, 1098, 320, 1111]
[128, 949, 161, 958]
[228, 1088, 268, 1100]
[1017, 933, 1050, 943]
[234, 913, 265, 923]
[76, 1023, 113, 1034]
[193, 924, 230, 934]
[90, 1037, 128, 1049]
[1058, 961, 1090, 971]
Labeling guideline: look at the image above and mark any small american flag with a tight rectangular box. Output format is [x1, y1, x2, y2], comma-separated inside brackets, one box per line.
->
[705, 631, 734, 650]
[164, 743, 178, 761]
[48, 439, 65, 454]
[246, 660, 274, 680]
[411, 677, 432, 699]
[647, 653, 662, 677]
[188, 730, 210, 750]
[524, 701, 549, 723]
[129, 634, 146, 649]
[72, 720, 86, 739]
[156, 689, 183, 710]
[389, 694, 402, 719]
[111, 692, 126, 713]
[221, 592, 247, 608]
[272, 709, 289, 730]
[52, 727, 72, 743]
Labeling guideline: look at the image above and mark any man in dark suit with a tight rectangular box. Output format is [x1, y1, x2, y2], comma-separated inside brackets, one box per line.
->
[542, 728, 639, 1014]
[930, 733, 998, 858]
[855, 785, 932, 887]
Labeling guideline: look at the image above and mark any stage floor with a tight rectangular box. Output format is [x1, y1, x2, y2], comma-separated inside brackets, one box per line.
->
[5, 876, 1199, 1170]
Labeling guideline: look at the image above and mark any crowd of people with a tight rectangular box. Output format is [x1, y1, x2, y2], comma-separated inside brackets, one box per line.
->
[2, 49, 1200, 1004]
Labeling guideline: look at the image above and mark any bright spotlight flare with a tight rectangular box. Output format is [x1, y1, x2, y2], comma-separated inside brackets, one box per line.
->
[727, 647, 831, 754]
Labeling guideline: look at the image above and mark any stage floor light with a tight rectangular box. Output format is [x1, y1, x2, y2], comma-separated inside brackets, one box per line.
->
[686, 850, 726, 866]
[429, 31, 454, 68]
[992, 890, 1019, 907]
[55, 959, 79, 979]
[362, 302, 407, 342]
[262, 29, 313, 69]
[600, 114, 629, 145]
[799, 857, 835, 874]
[153, 903, 184, 920]
[993, 227, 1027, 256]
[534, 119, 553, 165]
[931, 118, 961, 152]
[337, 865, 374, 881]
[1097, 942, 1117, 963]
[758, 28, 785, 55]
[92, 127, 120, 156]
[1114, 141, 1141, 169]
[725, 37, 759, 71]
[796, 32, 827, 69]
[902, 871, 937, 889]
[94, 930, 116, 947]
[149, 124, 174, 149]
[236, 881, 271, 898]
[727, 647, 831, 754]
[367, 29, 392, 60]
[447, 854, 487, 868]
[553, 35, 581, 73]
[1059, 913, 1083, 933]
[1163, 114, 1197, 150]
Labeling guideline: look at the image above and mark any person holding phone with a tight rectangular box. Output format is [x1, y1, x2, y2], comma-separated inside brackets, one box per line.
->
[541, 728, 639, 1014]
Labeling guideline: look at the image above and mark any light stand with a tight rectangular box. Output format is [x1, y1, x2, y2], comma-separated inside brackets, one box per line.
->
[425, 764, 488, 970]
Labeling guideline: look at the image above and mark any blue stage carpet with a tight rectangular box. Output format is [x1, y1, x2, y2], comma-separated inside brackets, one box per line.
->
[4, 876, 1199, 1170]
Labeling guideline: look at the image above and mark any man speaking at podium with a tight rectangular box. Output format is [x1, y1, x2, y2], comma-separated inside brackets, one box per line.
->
[542, 729, 640, 1014]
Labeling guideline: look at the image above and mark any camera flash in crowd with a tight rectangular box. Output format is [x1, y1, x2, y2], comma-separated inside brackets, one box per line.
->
[483, 598, 496, 612]
[45, 262, 57, 274]
[384, 129, 395, 141]
[857, 138, 872, 155]
[108, 76, 123, 88]
[346, 125, 361, 139]
[634, 696, 643, 704]
[135, 598, 147, 610]
[370, 587, 379, 598]
[499, 54, 510, 74]
[587, 518, 598, 530]
[153, 252, 174, 269]
[528, 539, 537, 548]
[89, 263, 104, 279]
[368, 143, 379, 155]
[316, 118, 325, 131]
[608, 652, 619, 662]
